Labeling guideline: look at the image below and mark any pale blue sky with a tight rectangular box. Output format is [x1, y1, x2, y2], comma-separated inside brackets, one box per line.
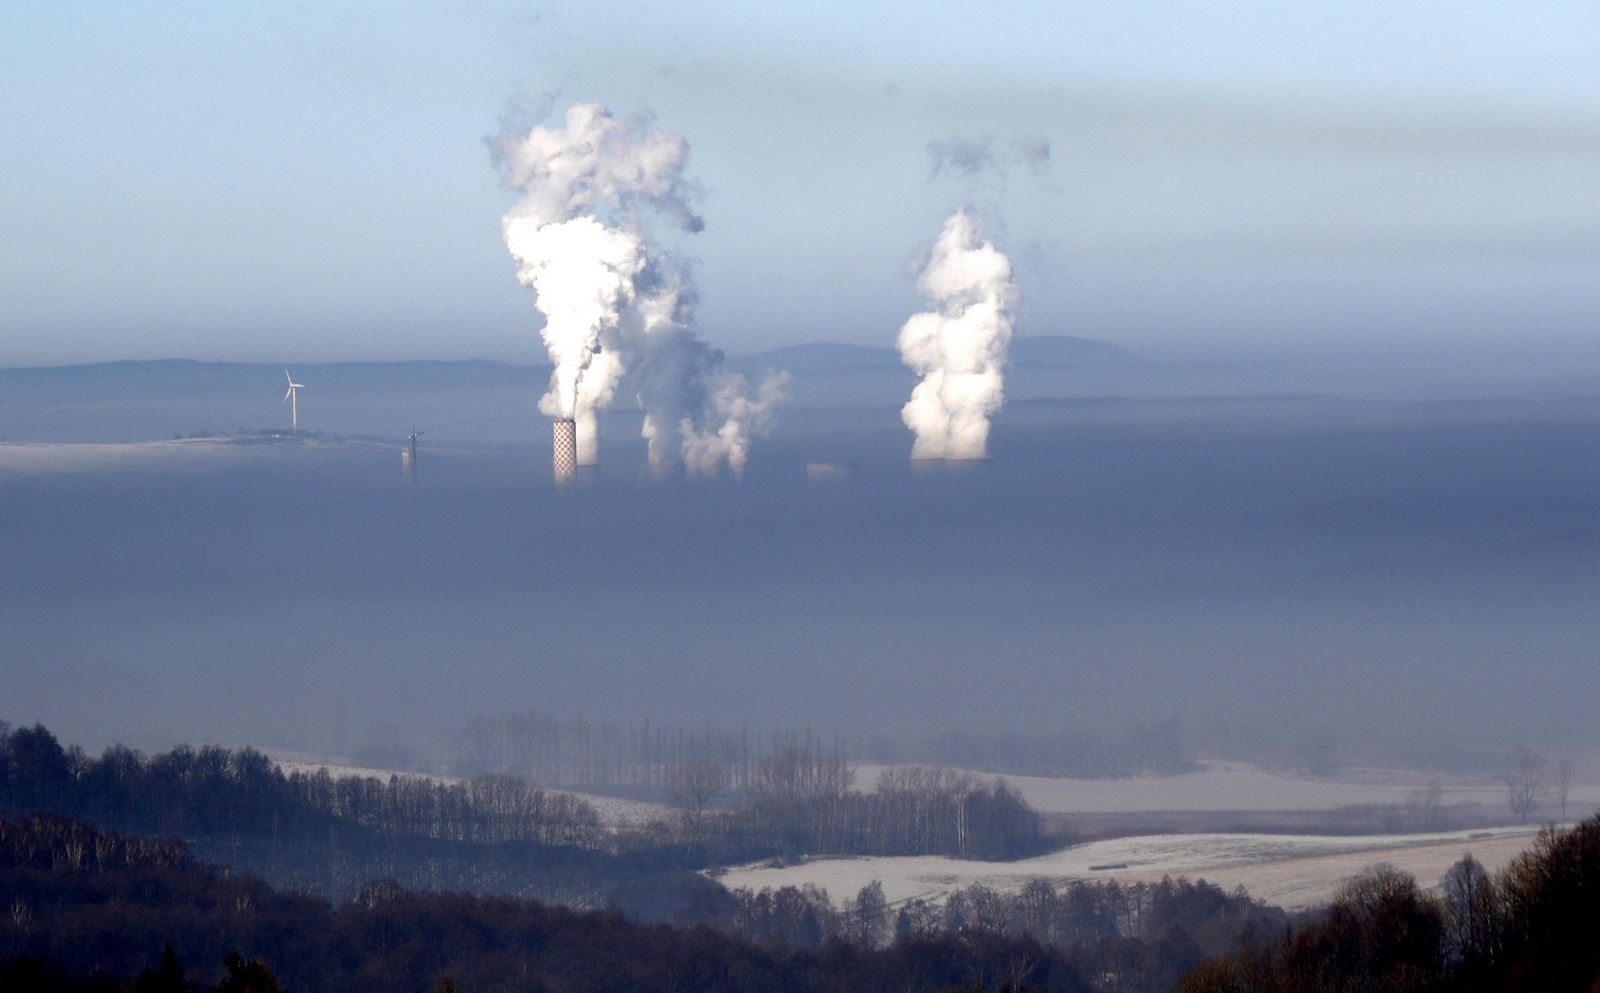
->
[1, 1, 1597, 369]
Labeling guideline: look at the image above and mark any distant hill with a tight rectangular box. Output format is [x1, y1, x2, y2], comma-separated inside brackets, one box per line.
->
[0, 340, 1151, 442]
[0, 360, 555, 445]
[0, 359, 550, 402]
[729, 336, 1144, 376]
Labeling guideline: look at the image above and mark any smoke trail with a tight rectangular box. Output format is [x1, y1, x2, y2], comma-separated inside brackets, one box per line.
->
[897, 209, 1017, 460]
[495, 102, 782, 473]
[681, 371, 790, 477]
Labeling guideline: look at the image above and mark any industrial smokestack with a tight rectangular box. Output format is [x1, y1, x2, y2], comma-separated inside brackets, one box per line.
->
[553, 418, 577, 483]
[494, 102, 786, 477]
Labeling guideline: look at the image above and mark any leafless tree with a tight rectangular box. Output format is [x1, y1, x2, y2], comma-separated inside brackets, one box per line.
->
[1406, 780, 1444, 830]
[1505, 747, 1549, 824]
[1555, 757, 1574, 821]
[666, 762, 726, 836]
[844, 880, 889, 947]
[1440, 854, 1498, 966]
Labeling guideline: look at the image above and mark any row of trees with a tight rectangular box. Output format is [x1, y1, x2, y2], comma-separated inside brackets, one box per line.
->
[1, 723, 1051, 907]
[456, 712, 820, 793]
[2, 723, 1046, 861]
[456, 711, 1198, 791]
[297, 770, 603, 847]
[1503, 745, 1577, 823]
[0, 809, 1293, 993]
[723, 759, 1043, 860]
[1176, 818, 1600, 992]
[0, 724, 607, 852]
[709, 875, 1279, 960]
[0, 810, 1111, 993]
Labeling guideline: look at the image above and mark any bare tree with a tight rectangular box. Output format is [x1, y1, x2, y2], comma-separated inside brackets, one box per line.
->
[1440, 854, 1496, 966]
[844, 880, 889, 947]
[1505, 746, 1549, 824]
[1406, 780, 1444, 830]
[1555, 757, 1574, 821]
[666, 762, 726, 836]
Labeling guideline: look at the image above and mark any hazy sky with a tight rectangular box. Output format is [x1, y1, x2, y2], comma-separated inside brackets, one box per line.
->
[2, 1, 1597, 368]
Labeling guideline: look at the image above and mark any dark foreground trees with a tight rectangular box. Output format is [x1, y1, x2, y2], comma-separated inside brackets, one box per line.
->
[1174, 816, 1600, 993]
[0, 724, 1049, 909]
[0, 811, 1098, 993]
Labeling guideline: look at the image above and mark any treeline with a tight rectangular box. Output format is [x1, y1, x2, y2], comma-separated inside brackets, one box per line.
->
[457, 711, 1196, 789]
[0, 811, 1111, 993]
[0, 724, 1047, 906]
[457, 711, 790, 792]
[721, 761, 1042, 861]
[700, 874, 1282, 988]
[0, 723, 626, 905]
[1175, 817, 1600, 992]
[0, 724, 603, 848]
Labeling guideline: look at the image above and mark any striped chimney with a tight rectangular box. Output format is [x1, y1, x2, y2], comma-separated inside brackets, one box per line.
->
[552, 418, 577, 483]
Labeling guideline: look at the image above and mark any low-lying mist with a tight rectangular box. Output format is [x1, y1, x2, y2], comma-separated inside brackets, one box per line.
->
[3, 398, 1598, 770]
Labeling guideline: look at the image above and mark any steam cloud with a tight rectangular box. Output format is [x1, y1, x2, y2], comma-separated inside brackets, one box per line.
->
[897, 209, 1018, 460]
[494, 102, 784, 474]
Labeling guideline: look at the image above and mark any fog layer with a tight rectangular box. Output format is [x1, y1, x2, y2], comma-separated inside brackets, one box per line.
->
[4, 379, 1597, 761]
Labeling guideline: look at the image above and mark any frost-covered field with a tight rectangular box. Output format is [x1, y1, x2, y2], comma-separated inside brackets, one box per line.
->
[271, 758, 674, 829]
[853, 760, 1600, 814]
[713, 825, 1549, 912]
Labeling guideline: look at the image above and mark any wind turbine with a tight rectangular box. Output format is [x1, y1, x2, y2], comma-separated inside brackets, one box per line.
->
[283, 370, 305, 434]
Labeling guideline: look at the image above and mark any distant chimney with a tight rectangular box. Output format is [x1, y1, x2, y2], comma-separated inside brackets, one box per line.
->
[553, 418, 577, 483]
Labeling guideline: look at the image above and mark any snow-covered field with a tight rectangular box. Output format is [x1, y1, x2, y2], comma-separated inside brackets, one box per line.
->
[271, 758, 674, 829]
[853, 760, 1600, 815]
[725, 760, 1592, 912]
[713, 824, 1550, 912]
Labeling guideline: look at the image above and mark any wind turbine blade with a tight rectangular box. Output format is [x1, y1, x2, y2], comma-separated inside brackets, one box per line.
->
[285, 387, 293, 402]
[286, 369, 292, 384]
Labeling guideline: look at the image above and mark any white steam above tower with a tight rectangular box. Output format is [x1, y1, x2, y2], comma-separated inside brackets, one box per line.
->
[493, 102, 787, 481]
[898, 209, 1017, 461]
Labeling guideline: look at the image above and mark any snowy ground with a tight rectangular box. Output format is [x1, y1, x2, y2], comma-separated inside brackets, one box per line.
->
[712, 824, 1551, 912]
[853, 760, 1600, 815]
[270, 757, 675, 829]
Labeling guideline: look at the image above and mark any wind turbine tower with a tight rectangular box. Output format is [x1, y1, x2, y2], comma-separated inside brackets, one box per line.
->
[284, 370, 305, 434]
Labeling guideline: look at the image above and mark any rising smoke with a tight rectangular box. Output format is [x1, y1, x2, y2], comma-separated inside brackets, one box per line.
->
[494, 102, 784, 473]
[897, 209, 1018, 461]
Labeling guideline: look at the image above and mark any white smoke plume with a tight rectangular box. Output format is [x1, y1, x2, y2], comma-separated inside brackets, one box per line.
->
[494, 102, 780, 472]
[897, 209, 1018, 460]
[681, 371, 790, 478]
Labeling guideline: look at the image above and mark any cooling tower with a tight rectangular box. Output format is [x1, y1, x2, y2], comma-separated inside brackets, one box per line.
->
[552, 418, 577, 483]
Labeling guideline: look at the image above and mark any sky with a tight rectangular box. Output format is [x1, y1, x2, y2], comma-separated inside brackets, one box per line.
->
[1, 1, 1597, 371]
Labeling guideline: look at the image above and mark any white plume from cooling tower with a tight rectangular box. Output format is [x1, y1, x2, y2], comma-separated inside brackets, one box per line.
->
[897, 209, 1018, 461]
[494, 102, 785, 476]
